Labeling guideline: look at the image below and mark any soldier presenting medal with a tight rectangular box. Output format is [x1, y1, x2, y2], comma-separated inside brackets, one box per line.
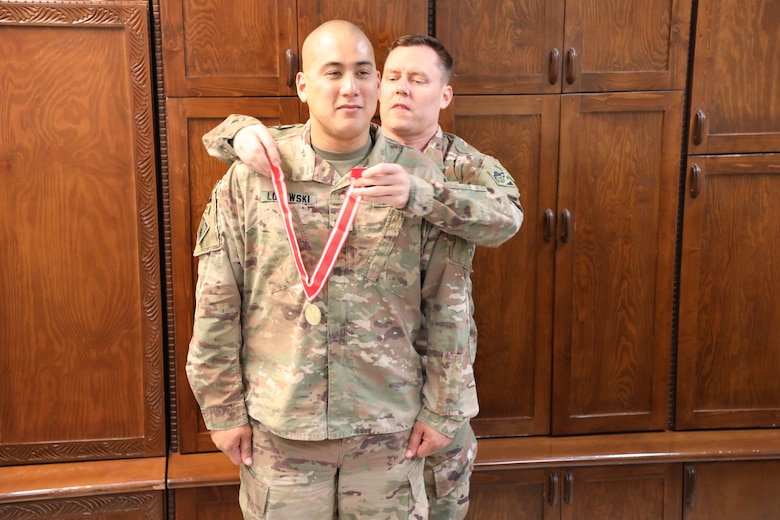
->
[201, 34, 523, 520]
[187, 20, 481, 519]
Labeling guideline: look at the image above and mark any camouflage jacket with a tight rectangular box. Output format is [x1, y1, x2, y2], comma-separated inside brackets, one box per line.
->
[187, 123, 477, 440]
[203, 115, 523, 248]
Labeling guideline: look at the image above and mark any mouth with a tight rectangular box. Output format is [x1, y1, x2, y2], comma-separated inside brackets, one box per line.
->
[338, 104, 363, 111]
[391, 103, 410, 111]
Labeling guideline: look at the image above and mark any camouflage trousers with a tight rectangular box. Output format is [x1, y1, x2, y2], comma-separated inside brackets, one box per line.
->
[239, 418, 428, 519]
[423, 422, 478, 520]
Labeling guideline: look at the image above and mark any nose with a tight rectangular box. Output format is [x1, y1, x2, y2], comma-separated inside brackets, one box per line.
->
[341, 73, 359, 96]
[394, 77, 410, 96]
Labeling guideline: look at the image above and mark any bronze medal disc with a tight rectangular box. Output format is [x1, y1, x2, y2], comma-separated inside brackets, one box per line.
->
[304, 302, 322, 325]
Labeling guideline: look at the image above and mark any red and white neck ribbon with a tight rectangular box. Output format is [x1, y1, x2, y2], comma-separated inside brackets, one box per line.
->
[270, 165, 365, 301]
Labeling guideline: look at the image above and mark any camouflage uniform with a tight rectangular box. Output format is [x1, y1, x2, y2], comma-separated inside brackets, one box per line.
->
[187, 122, 477, 519]
[202, 116, 524, 520]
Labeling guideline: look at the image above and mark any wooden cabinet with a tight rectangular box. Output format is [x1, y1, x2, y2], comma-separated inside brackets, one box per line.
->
[171, 487, 242, 520]
[442, 91, 683, 437]
[441, 95, 559, 437]
[676, 154, 780, 429]
[0, 1, 164, 466]
[682, 460, 780, 519]
[436, 0, 691, 94]
[468, 464, 682, 520]
[436, 0, 690, 437]
[167, 98, 300, 453]
[160, 0, 428, 97]
[687, 0, 780, 154]
[678, 0, 780, 430]
[551, 92, 681, 435]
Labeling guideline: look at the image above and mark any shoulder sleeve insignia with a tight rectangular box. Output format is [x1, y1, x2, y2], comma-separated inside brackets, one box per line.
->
[193, 181, 222, 257]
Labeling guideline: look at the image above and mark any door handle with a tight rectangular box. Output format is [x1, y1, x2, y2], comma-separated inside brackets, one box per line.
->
[560, 209, 572, 243]
[548, 48, 561, 85]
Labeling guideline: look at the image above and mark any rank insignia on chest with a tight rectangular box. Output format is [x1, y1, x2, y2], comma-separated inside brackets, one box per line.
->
[260, 190, 315, 205]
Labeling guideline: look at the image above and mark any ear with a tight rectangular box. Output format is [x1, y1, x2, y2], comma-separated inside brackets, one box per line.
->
[296, 71, 307, 103]
[440, 84, 453, 110]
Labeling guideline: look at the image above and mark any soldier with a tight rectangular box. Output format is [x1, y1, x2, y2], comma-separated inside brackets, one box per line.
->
[187, 20, 477, 519]
[202, 34, 524, 519]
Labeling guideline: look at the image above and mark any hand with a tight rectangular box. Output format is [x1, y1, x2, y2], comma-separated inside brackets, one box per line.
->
[405, 421, 453, 459]
[352, 163, 412, 209]
[210, 424, 254, 465]
[233, 123, 282, 177]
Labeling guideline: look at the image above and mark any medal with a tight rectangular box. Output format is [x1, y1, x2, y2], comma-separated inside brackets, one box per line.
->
[304, 302, 322, 325]
[270, 164, 365, 322]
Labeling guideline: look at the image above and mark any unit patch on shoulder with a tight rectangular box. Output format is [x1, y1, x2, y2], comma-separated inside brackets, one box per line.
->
[193, 182, 222, 257]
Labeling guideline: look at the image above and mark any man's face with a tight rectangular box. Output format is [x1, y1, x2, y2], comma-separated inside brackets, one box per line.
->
[380, 45, 452, 144]
[297, 30, 380, 152]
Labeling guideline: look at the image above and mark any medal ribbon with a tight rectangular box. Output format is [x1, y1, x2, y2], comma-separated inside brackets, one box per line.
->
[270, 165, 365, 301]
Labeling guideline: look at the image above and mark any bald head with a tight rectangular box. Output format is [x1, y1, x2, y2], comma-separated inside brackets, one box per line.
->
[301, 20, 375, 73]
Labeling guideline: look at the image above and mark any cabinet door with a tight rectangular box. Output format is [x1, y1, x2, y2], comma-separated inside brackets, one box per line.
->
[561, 464, 682, 520]
[562, 0, 691, 92]
[0, 2, 164, 465]
[167, 98, 300, 453]
[468, 468, 558, 520]
[687, 0, 780, 154]
[435, 0, 565, 94]
[683, 461, 780, 519]
[297, 0, 429, 74]
[440, 95, 560, 437]
[161, 0, 298, 97]
[676, 154, 780, 429]
[553, 92, 682, 435]
[173, 486, 242, 520]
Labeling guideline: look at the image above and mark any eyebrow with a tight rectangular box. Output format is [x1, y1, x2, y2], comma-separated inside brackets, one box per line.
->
[321, 60, 375, 69]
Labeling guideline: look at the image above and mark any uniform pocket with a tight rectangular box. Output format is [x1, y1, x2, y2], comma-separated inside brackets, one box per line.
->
[407, 459, 429, 519]
[239, 464, 269, 519]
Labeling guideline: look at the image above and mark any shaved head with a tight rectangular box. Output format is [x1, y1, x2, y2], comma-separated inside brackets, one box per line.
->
[301, 20, 375, 73]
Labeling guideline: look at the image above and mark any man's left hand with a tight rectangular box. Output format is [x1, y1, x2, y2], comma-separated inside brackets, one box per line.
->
[405, 420, 452, 459]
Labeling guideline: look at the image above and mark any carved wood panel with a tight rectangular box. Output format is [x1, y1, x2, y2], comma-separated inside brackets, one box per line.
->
[0, 2, 164, 465]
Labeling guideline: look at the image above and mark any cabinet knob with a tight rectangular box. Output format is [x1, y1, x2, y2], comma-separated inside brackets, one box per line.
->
[563, 471, 574, 504]
[561, 209, 572, 244]
[548, 472, 560, 506]
[548, 48, 561, 85]
[692, 109, 706, 146]
[690, 164, 702, 199]
[285, 49, 297, 88]
[565, 48, 578, 84]
[684, 465, 697, 508]
[544, 208, 555, 242]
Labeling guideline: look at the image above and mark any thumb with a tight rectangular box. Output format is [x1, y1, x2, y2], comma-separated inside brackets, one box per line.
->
[405, 426, 422, 459]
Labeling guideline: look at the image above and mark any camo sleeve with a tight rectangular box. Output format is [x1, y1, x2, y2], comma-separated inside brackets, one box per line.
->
[404, 153, 524, 248]
[202, 114, 263, 164]
[415, 229, 478, 437]
[186, 166, 249, 431]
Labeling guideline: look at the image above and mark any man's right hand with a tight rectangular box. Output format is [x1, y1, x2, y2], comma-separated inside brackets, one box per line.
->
[210, 424, 253, 466]
[233, 123, 282, 177]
